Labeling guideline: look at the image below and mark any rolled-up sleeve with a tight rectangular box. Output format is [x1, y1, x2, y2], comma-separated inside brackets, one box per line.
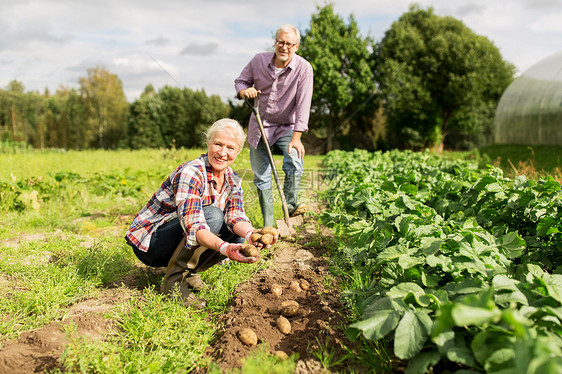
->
[294, 62, 313, 133]
[235, 61, 255, 98]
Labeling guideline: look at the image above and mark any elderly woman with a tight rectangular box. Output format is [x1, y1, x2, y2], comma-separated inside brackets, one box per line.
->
[125, 118, 274, 309]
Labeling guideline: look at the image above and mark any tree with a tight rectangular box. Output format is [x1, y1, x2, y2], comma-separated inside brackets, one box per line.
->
[373, 5, 515, 151]
[79, 66, 128, 148]
[299, 3, 378, 152]
[0, 82, 48, 147]
[127, 85, 167, 149]
[127, 85, 230, 149]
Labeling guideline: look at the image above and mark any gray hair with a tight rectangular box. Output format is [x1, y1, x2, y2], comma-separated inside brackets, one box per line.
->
[206, 118, 246, 151]
[275, 24, 300, 44]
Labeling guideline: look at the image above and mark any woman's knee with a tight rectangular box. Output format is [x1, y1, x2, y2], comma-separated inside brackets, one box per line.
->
[203, 206, 225, 234]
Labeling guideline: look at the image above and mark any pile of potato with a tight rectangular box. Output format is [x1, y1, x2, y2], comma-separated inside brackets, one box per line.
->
[236, 277, 311, 355]
[240, 226, 280, 257]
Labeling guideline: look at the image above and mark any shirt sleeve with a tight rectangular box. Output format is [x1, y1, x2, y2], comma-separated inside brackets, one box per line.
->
[173, 165, 211, 248]
[235, 57, 255, 98]
[224, 182, 251, 231]
[294, 61, 314, 133]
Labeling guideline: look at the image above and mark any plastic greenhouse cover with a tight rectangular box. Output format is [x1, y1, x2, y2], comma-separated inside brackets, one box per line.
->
[494, 50, 562, 145]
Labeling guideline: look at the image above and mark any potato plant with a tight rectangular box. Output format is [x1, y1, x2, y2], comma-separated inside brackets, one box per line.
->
[321, 149, 562, 373]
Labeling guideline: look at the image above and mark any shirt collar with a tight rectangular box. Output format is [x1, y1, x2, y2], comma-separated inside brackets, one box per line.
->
[203, 153, 233, 188]
[268, 52, 296, 72]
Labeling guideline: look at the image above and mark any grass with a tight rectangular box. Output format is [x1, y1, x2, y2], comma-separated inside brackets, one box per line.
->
[478, 144, 562, 174]
[0, 146, 328, 372]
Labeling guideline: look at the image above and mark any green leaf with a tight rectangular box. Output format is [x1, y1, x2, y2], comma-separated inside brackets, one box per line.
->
[432, 303, 454, 338]
[473, 175, 500, 192]
[537, 216, 559, 236]
[349, 309, 401, 340]
[421, 271, 440, 288]
[387, 282, 425, 299]
[420, 237, 444, 256]
[543, 273, 562, 304]
[362, 294, 409, 316]
[426, 254, 454, 272]
[405, 350, 441, 374]
[398, 255, 425, 269]
[492, 275, 528, 306]
[376, 244, 413, 262]
[458, 235, 493, 258]
[399, 183, 418, 196]
[497, 232, 526, 259]
[451, 301, 502, 327]
[471, 330, 516, 368]
[442, 278, 487, 297]
[394, 310, 433, 359]
[432, 330, 477, 366]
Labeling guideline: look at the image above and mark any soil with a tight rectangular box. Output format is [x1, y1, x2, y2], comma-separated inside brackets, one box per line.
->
[0, 209, 378, 373]
[200, 222, 358, 373]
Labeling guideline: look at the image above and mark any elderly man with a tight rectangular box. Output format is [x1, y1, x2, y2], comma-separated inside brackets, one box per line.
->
[235, 24, 313, 227]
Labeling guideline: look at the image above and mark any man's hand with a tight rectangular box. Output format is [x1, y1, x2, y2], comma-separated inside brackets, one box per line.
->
[288, 132, 305, 159]
[219, 242, 259, 263]
[239, 88, 261, 99]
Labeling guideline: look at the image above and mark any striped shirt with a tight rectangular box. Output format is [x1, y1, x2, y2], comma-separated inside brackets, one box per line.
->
[125, 154, 250, 251]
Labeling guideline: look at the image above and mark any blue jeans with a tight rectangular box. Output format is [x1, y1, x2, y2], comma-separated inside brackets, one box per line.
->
[131, 206, 243, 267]
[250, 130, 303, 208]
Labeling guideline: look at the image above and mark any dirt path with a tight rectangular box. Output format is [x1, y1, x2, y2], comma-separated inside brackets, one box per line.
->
[0, 213, 369, 373]
[201, 222, 355, 373]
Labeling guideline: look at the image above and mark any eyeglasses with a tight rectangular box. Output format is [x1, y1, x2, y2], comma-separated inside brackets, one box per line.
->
[275, 40, 297, 49]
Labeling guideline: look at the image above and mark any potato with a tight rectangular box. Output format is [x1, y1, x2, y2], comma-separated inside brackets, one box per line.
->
[274, 350, 289, 360]
[249, 232, 263, 243]
[299, 279, 310, 290]
[261, 227, 280, 237]
[270, 284, 283, 297]
[268, 305, 281, 314]
[276, 316, 291, 334]
[288, 280, 302, 292]
[280, 300, 299, 317]
[237, 328, 258, 346]
[241, 243, 259, 257]
[260, 233, 274, 245]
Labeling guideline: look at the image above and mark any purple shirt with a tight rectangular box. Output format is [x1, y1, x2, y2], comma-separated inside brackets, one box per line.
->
[235, 51, 313, 148]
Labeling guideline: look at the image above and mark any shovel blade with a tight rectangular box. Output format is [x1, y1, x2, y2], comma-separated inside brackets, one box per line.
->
[276, 214, 304, 237]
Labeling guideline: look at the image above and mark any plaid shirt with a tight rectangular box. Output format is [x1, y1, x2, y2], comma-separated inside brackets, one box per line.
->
[125, 154, 250, 251]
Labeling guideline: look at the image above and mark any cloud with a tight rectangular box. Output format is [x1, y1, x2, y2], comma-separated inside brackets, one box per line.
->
[144, 36, 172, 46]
[1, 0, 561, 101]
[456, 2, 486, 16]
[523, 0, 562, 9]
[180, 42, 220, 56]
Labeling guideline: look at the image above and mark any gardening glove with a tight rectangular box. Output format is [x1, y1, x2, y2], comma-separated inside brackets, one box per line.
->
[219, 242, 259, 264]
[244, 229, 264, 249]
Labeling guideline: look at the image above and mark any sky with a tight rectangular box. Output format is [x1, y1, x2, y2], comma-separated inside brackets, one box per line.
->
[1, 0, 561, 102]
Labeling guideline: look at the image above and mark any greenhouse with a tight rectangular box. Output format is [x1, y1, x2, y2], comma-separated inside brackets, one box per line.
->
[494, 50, 562, 145]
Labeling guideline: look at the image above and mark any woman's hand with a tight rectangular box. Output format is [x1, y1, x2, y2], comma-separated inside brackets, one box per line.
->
[219, 242, 259, 263]
[244, 228, 278, 249]
[244, 229, 262, 248]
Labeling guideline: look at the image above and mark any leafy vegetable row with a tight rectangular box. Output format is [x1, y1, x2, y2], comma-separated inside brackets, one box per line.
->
[320, 149, 562, 374]
[0, 170, 162, 212]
